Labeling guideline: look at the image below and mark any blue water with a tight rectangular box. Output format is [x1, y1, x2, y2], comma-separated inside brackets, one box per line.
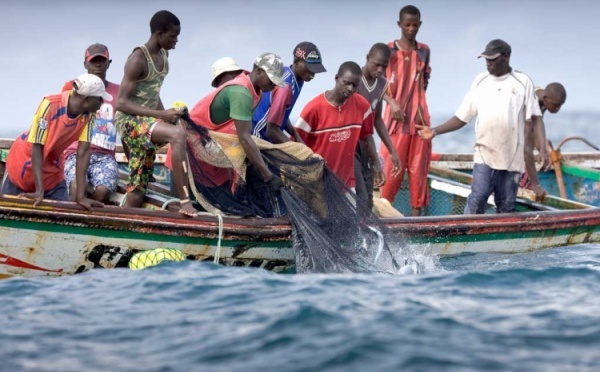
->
[2, 244, 600, 371]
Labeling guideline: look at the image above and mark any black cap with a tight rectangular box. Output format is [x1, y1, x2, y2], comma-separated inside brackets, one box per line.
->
[478, 39, 511, 59]
[293, 42, 326, 73]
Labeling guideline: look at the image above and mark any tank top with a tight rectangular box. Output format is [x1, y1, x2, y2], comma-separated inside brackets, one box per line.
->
[131, 45, 169, 109]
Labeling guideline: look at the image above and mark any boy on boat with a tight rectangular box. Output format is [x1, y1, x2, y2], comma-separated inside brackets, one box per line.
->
[522, 83, 567, 200]
[1, 74, 111, 210]
[380, 5, 432, 216]
[417, 39, 547, 214]
[294, 61, 374, 191]
[62, 43, 120, 204]
[355, 43, 401, 211]
[114, 10, 198, 217]
[251, 42, 326, 144]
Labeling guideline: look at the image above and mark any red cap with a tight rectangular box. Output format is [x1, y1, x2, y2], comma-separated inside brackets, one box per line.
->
[85, 43, 109, 61]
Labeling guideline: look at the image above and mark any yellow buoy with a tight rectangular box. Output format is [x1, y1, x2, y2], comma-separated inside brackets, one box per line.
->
[129, 248, 187, 270]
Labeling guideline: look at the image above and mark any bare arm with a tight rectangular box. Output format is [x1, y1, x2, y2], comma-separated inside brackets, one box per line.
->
[235, 120, 273, 180]
[284, 119, 304, 143]
[266, 122, 291, 144]
[374, 100, 400, 177]
[532, 115, 550, 170]
[383, 92, 404, 122]
[363, 136, 385, 187]
[75, 141, 104, 210]
[523, 120, 547, 201]
[20, 143, 45, 207]
[416, 116, 468, 140]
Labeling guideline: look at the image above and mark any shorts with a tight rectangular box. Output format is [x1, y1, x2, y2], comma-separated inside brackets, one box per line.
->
[1, 174, 68, 201]
[64, 153, 118, 193]
[116, 114, 160, 193]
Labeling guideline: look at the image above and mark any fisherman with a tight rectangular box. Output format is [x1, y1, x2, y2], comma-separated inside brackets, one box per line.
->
[294, 61, 375, 191]
[2, 74, 111, 211]
[355, 42, 401, 211]
[380, 5, 433, 216]
[62, 43, 121, 204]
[251, 42, 326, 144]
[185, 53, 287, 216]
[522, 82, 567, 200]
[417, 39, 547, 214]
[114, 10, 199, 217]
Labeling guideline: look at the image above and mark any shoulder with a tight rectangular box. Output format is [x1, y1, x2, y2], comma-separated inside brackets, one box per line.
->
[510, 70, 535, 87]
[416, 41, 431, 51]
[471, 72, 490, 87]
[62, 80, 74, 92]
[352, 94, 371, 109]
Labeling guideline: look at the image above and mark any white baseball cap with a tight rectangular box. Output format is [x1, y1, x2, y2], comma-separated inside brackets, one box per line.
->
[211, 57, 243, 87]
[73, 73, 113, 101]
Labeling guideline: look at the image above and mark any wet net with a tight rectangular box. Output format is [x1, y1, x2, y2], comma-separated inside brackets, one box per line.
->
[178, 110, 405, 274]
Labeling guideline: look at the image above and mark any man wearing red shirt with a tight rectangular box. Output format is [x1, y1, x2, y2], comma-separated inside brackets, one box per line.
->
[294, 61, 373, 190]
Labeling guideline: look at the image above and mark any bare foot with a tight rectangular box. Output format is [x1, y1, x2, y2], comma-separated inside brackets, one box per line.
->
[179, 201, 199, 218]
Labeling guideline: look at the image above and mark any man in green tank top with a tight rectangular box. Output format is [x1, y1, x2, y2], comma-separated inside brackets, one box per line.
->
[114, 10, 198, 217]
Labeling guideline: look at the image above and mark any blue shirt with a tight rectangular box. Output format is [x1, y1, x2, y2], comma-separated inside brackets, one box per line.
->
[251, 66, 304, 142]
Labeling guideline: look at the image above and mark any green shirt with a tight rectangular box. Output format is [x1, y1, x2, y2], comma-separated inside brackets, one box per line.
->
[209, 85, 253, 124]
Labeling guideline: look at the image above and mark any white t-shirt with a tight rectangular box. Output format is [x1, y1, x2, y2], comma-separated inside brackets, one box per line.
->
[455, 70, 541, 172]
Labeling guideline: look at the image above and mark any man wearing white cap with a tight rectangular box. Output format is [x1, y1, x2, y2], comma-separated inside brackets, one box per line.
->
[2, 74, 111, 211]
[187, 52, 287, 194]
[211, 57, 244, 88]
[417, 39, 546, 214]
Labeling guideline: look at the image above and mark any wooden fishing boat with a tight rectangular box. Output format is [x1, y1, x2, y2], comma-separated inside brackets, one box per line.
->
[431, 136, 600, 208]
[1, 140, 600, 278]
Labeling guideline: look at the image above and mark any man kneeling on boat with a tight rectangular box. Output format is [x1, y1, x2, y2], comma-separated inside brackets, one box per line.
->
[1, 74, 111, 210]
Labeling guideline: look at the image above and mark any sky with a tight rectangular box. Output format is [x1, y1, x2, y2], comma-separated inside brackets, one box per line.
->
[2, 0, 599, 141]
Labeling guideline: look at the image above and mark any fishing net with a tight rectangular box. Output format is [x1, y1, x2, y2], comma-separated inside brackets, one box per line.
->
[178, 109, 405, 274]
[129, 248, 187, 270]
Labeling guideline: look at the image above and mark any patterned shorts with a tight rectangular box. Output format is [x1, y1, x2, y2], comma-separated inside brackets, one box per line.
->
[64, 153, 118, 193]
[116, 114, 160, 193]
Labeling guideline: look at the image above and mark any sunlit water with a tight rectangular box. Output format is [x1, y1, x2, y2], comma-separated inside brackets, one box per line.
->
[2, 244, 600, 371]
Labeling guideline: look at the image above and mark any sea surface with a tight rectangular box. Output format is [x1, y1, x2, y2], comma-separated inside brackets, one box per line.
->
[1, 113, 599, 371]
[1, 244, 600, 372]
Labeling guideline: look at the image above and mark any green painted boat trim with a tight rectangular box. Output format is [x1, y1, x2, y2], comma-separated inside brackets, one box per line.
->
[561, 163, 600, 182]
[0, 218, 290, 249]
[404, 225, 598, 245]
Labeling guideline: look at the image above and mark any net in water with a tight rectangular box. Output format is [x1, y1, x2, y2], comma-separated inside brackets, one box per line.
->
[180, 112, 404, 274]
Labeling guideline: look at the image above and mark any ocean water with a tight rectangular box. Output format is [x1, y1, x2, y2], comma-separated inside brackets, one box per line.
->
[2, 244, 600, 372]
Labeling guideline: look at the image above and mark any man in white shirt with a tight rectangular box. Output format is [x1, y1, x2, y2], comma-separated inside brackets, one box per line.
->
[416, 39, 546, 214]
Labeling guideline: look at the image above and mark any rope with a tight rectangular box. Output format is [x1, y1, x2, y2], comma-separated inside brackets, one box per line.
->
[214, 213, 223, 264]
[161, 198, 181, 210]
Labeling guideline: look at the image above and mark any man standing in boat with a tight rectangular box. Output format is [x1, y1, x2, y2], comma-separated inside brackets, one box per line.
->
[417, 39, 547, 214]
[294, 61, 375, 192]
[355, 43, 401, 211]
[62, 43, 120, 204]
[1, 74, 111, 211]
[522, 82, 567, 200]
[114, 10, 198, 217]
[251, 42, 326, 144]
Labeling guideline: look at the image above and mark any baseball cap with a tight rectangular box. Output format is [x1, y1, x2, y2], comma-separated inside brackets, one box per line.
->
[293, 42, 326, 73]
[255, 52, 285, 87]
[211, 57, 243, 87]
[85, 43, 110, 61]
[478, 39, 511, 59]
[73, 73, 113, 101]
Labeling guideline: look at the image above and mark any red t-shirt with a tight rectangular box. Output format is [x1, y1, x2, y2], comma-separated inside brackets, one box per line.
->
[295, 93, 373, 188]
